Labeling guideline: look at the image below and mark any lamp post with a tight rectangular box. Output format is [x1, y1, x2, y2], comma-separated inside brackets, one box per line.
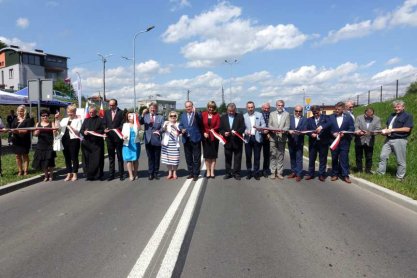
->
[133, 25, 155, 112]
[97, 53, 112, 102]
[224, 59, 238, 103]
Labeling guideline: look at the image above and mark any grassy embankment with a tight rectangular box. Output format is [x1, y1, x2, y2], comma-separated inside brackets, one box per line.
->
[349, 93, 417, 199]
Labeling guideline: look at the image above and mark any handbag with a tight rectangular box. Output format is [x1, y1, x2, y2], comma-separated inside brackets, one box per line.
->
[53, 134, 64, 151]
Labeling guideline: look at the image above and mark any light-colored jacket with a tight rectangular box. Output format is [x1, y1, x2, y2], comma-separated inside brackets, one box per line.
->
[162, 121, 180, 147]
[268, 110, 290, 142]
[243, 111, 265, 143]
[354, 114, 381, 146]
[59, 117, 82, 139]
[122, 123, 141, 146]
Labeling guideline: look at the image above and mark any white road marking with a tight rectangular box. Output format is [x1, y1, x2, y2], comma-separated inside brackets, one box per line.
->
[127, 179, 193, 278]
[156, 164, 206, 277]
[127, 156, 205, 278]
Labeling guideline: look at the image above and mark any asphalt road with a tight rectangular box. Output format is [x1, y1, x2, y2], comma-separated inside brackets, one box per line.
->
[0, 146, 416, 278]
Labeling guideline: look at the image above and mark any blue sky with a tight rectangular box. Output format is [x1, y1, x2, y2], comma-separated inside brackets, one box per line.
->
[1, 0, 417, 108]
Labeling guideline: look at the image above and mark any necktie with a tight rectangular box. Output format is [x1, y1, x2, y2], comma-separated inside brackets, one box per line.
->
[150, 114, 154, 124]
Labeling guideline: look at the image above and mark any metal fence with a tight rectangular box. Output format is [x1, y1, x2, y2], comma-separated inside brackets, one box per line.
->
[348, 73, 417, 106]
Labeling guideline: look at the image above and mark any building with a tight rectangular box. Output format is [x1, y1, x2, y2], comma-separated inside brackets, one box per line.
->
[0, 45, 68, 91]
[137, 95, 176, 118]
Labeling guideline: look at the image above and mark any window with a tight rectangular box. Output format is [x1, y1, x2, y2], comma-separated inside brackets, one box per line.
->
[9, 69, 13, 79]
[28, 55, 35, 65]
[34, 56, 40, 65]
[22, 54, 29, 64]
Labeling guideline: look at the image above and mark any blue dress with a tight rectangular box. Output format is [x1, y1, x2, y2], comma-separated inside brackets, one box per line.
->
[122, 128, 141, 161]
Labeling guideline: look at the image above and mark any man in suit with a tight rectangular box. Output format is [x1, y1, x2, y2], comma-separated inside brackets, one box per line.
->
[329, 101, 355, 183]
[287, 105, 307, 182]
[140, 102, 164, 180]
[268, 100, 290, 180]
[305, 105, 332, 181]
[179, 101, 202, 181]
[260, 102, 271, 178]
[219, 103, 245, 180]
[243, 101, 266, 180]
[103, 99, 125, 181]
[354, 107, 381, 173]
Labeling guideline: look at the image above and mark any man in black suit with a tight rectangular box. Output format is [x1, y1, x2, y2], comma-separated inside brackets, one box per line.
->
[103, 99, 125, 181]
[305, 105, 332, 181]
[219, 103, 245, 180]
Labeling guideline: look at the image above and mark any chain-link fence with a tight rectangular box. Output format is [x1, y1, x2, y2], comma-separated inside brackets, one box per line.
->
[348, 73, 417, 106]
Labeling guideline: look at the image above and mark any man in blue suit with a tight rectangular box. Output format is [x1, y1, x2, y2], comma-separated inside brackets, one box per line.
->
[140, 102, 164, 180]
[305, 105, 332, 181]
[287, 105, 307, 181]
[243, 101, 266, 180]
[329, 102, 355, 183]
[179, 101, 202, 181]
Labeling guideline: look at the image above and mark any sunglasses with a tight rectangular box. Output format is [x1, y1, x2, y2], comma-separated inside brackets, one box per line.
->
[169, 115, 177, 118]
[41, 115, 49, 117]
[294, 110, 302, 112]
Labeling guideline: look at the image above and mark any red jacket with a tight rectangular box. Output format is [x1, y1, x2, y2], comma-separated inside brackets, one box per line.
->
[201, 111, 220, 141]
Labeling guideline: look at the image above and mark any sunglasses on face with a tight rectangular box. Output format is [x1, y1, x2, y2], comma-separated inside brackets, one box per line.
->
[294, 110, 302, 113]
[169, 115, 177, 118]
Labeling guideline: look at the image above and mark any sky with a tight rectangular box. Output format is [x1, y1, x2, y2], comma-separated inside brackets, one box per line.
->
[1, 0, 417, 109]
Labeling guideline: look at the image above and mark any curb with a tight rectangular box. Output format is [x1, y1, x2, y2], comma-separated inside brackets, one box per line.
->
[0, 154, 109, 196]
[301, 153, 417, 214]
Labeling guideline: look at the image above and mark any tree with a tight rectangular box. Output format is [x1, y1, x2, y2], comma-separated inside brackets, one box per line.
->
[53, 79, 76, 99]
[218, 102, 227, 115]
[406, 81, 417, 95]
[0, 40, 7, 49]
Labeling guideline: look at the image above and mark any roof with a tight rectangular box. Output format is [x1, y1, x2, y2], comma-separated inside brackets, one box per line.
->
[0, 47, 69, 59]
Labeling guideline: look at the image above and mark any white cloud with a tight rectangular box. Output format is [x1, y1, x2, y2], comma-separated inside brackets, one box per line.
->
[362, 61, 376, 68]
[0, 36, 36, 50]
[16, 17, 29, 29]
[163, 2, 308, 68]
[386, 57, 401, 65]
[321, 0, 417, 44]
[371, 64, 417, 82]
[170, 0, 191, 12]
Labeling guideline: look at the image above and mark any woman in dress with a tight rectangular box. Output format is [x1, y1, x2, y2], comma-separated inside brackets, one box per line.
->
[32, 109, 57, 181]
[161, 111, 181, 180]
[201, 101, 221, 178]
[10, 105, 34, 176]
[122, 113, 141, 181]
[56, 104, 82, 181]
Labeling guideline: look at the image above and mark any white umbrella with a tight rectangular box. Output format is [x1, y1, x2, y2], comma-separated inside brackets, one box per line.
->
[0, 90, 28, 105]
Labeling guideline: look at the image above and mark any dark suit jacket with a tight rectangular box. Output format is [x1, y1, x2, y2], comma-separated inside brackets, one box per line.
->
[102, 108, 124, 141]
[140, 113, 164, 146]
[219, 113, 245, 149]
[288, 115, 307, 146]
[306, 114, 332, 145]
[329, 113, 355, 150]
[178, 111, 202, 143]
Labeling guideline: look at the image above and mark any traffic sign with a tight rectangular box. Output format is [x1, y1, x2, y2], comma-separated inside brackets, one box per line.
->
[305, 105, 311, 111]
[305, 97, 311, 105]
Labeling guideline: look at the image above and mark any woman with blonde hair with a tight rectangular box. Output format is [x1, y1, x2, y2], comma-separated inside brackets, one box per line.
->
[161, 111, 181, 179]
[122, 113, 142, 181]
[56, 104, 83, 181]
[10, 105, 34, 176]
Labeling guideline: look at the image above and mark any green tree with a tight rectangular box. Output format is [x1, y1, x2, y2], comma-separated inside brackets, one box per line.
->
[406, 81, 417, 95]
[0, 40, 7, 49]
[53, 79, 76, 99]
[218, 102, 227, 114]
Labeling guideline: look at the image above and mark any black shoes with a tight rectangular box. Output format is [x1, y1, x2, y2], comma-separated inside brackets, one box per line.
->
[234, 175, 241, 180]
[193, 176, 198, 181]
[107, 176, 115, 181]
[148, 174, 154, 180]
[254, 175, 260, 180]
[223, 173, 233, 179]
[154, 174, 160, 180]
[187, 174, 193, 179]
[246, 173, 252, 180]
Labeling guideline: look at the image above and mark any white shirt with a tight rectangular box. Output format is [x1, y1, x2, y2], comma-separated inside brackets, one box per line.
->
[336, 115, 343, 128]
[295, 116, 301, 128]
[249, 113, 256, 134]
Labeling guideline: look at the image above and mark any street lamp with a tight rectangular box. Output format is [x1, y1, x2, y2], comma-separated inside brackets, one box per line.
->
[225, 59, 238, 103]
[97, 53, 112, 102]
[133, 25, 155, 112]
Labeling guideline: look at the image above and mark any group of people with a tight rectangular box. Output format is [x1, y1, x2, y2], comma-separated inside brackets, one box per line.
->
[0, 97, 413, 184]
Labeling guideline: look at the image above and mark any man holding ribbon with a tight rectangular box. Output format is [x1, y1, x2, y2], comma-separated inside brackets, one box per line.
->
[329, 102, 355, 183]
[287, 105, 307, 182]
[80, 105, 105, 181]
[179, 101, 202, 181]
[219, 103, 245, 180]
[376, 100, 413, 181]
[103, 99, 125, 181]
[140, 102, 164, 180]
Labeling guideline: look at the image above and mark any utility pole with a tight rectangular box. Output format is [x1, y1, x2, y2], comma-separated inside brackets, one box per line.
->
[221, 85, 225, 105]
[187, 89, 190, 101]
